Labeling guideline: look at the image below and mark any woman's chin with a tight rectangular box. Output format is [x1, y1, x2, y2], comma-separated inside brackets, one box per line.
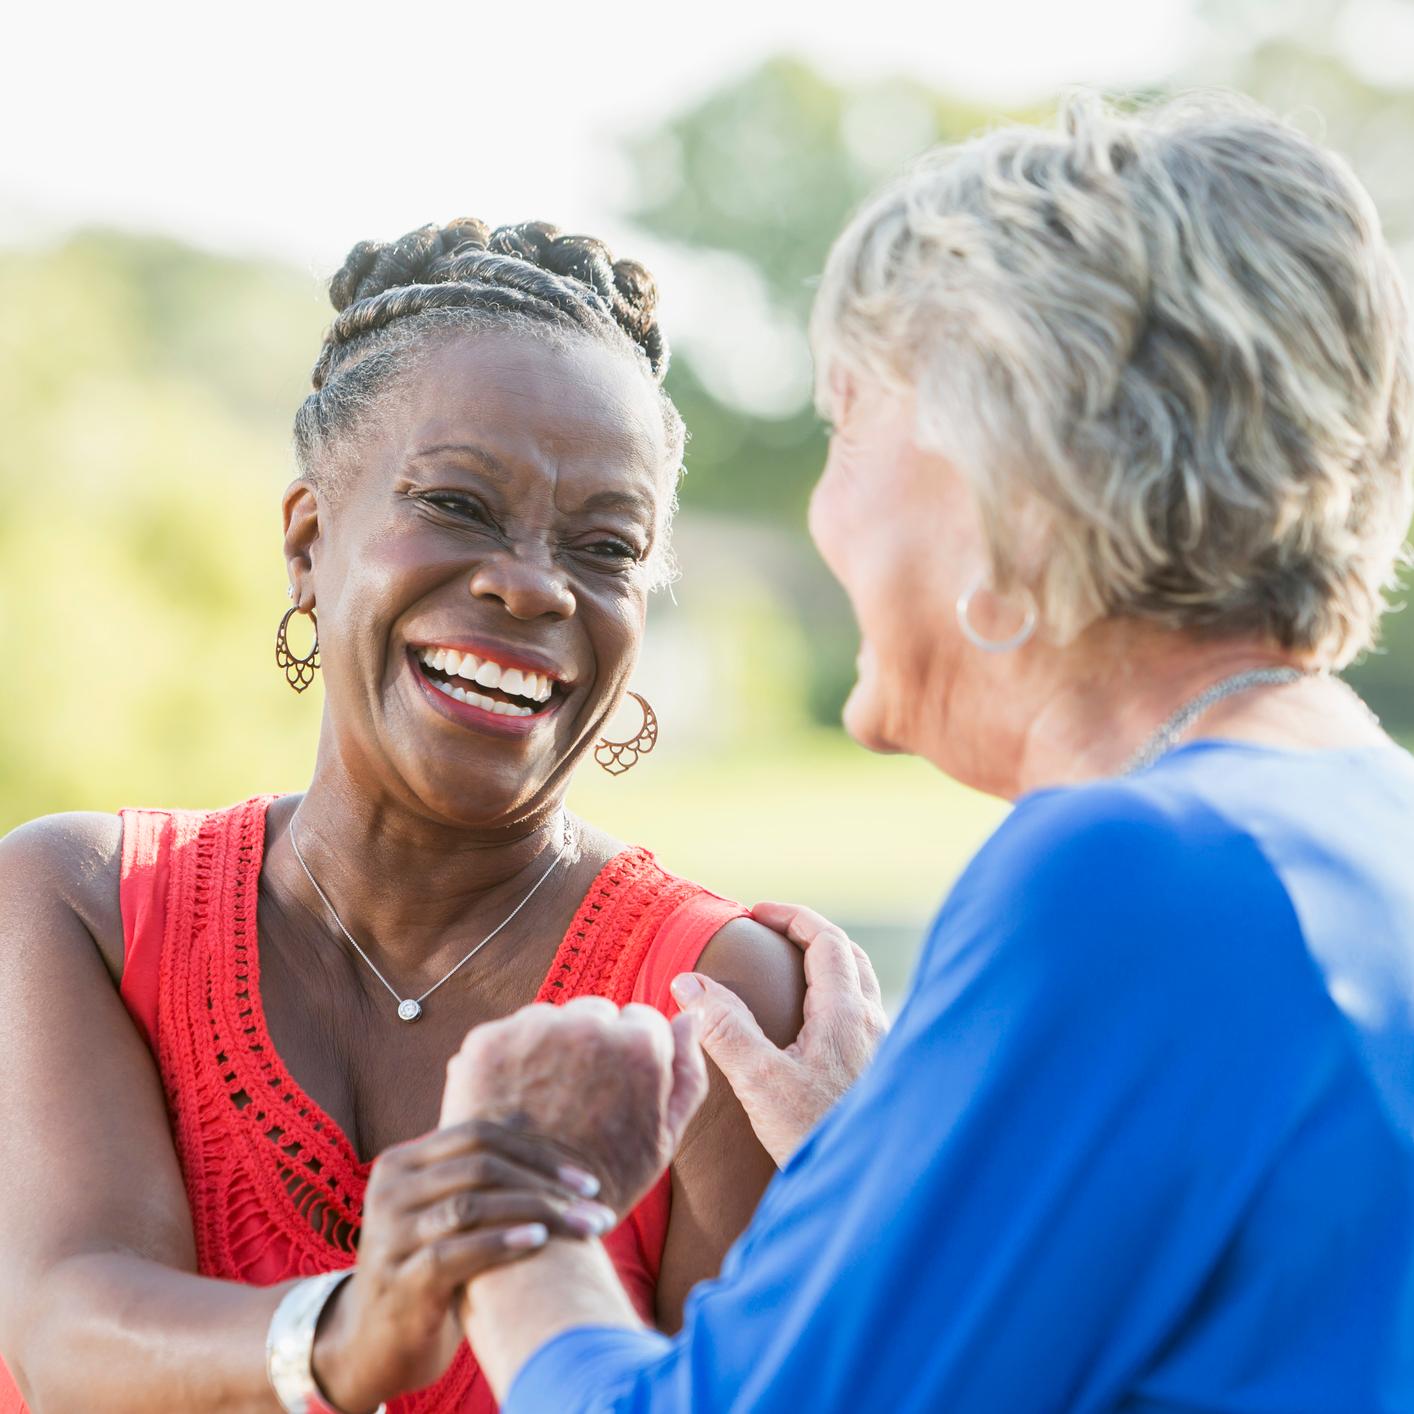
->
[842, 686, 905, 756]
[406, 761, 559, 833]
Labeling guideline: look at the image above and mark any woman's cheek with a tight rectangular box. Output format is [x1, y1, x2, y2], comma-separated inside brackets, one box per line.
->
[807, 452, 857, 583]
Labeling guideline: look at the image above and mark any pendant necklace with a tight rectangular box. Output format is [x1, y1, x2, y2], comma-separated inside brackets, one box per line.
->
[1121, 666, 1380, 776]
[288, 816, 571, 1023]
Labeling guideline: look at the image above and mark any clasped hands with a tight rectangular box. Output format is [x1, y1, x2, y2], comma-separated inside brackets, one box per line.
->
[312, 903, 887, 1414]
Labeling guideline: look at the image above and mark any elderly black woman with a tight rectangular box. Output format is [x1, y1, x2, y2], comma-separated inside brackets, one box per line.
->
[438, 96, 1414, 1412]
[0, 220, 804, 1413]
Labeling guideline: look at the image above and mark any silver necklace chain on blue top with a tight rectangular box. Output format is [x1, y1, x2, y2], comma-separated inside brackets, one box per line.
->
[287, 816, 570, 1023]
[1121, 666, 1311, 777]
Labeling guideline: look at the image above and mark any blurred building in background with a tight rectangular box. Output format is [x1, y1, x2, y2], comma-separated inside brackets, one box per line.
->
[2, 0, 1411, 998]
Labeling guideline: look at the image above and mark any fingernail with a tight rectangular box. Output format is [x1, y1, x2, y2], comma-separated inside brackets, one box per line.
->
[504, 1223, 549, 1250]
[558, 1165, 600, 1198]
[670, 973, 704, 1004]
[566, 1200, 617, 1236]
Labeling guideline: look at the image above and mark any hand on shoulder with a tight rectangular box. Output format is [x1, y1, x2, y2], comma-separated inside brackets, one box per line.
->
[672, 903, 888, 1167]
[690, 913, 809, 1049]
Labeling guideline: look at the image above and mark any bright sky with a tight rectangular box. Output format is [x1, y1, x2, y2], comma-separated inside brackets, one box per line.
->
[3, 0, 1211, 414]
[3, 0, 1199, 277]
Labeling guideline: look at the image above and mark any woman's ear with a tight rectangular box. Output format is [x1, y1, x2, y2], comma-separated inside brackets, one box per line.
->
[282, 479, 321, 609]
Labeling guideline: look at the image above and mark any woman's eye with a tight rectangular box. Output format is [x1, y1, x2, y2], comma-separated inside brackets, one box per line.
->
[422, 493, 493, 525]
[583, 539, 641, 563]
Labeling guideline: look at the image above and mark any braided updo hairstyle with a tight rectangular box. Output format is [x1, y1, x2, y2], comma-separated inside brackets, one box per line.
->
[294, 219, 684, 582]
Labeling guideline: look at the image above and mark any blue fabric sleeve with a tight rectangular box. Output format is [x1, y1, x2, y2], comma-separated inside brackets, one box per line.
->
[507, 1328, 673, 1412]
[503, 784, 1354, 1413]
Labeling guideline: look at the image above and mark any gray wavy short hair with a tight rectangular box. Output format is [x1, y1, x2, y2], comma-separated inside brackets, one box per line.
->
[812, 92, 1414, 666]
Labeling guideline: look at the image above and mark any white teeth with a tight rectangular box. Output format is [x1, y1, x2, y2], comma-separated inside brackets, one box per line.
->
[509, 672, 550, 703]
[419, 648, 557, 706]
[429, 679, 530, 717]
[465, 688, 517, 716]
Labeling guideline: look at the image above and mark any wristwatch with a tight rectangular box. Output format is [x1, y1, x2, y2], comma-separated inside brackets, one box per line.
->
[266, 1270, 387, 1414]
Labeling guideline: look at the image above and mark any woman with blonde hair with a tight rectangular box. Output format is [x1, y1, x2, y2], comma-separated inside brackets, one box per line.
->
[436, 95, 1414, 1412]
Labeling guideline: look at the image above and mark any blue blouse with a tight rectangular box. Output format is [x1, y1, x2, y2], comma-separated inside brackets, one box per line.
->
[506, 742, 1414, 1412]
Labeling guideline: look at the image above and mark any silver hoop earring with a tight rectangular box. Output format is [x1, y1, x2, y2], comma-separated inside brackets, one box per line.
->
[956, 574, 1037, 654]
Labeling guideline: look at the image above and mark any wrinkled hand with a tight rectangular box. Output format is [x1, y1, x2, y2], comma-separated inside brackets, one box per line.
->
[311, 1120, 615, 1413]
[440, 997, 708, 1219]
[669, 902, 889, 1167]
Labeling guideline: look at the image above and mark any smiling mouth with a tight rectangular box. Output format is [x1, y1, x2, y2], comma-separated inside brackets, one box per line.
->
[413, 646, 562, 719]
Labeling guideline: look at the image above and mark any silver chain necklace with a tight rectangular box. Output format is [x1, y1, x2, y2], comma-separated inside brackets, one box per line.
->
[288, 818, 570, 1023]
[1121, 666, 1310, 776]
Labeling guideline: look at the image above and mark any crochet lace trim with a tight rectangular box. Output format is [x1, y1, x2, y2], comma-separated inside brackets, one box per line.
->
[155, 797, 695, 1411]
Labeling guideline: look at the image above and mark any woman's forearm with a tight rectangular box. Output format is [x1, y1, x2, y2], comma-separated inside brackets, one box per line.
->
[17, 1251, 289, 1414]
[461, 1239, 641, 1402]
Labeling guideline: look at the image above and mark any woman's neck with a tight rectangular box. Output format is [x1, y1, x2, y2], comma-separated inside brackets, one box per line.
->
[268, 750, 578, 974]
[954, 624, 1381, 800]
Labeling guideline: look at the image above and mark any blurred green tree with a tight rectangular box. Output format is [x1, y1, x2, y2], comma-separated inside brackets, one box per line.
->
[625, 46, 1414, 730]
[4, 28, 1413, 844]
[628, 58, 1014, 525]
[1196, 0, 1414, 725]
[624, 59, 1013, 718]
[0, 230, 327, 829]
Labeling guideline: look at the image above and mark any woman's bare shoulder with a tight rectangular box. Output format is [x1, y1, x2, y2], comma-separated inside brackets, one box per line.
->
[0, 812, 125, 976]
[694, 915, 806, 1048]
[571, 817, 807, 1041]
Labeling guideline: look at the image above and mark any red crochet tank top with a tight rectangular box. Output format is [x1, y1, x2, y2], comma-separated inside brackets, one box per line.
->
[0, 797, 743, 1414]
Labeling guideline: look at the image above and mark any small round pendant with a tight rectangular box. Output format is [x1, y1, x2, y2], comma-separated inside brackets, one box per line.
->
[397, 998, 422, 1023]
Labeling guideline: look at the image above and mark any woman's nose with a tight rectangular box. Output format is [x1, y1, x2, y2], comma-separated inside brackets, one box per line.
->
[467, 550, 576, 620]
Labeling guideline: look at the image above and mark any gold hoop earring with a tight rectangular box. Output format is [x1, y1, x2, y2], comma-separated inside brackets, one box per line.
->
[275, 606, 320, 693]
[594, 692, 658, 776]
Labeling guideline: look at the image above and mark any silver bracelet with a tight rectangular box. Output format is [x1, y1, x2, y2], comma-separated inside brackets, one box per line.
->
[266, 1269, 387, 1414]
